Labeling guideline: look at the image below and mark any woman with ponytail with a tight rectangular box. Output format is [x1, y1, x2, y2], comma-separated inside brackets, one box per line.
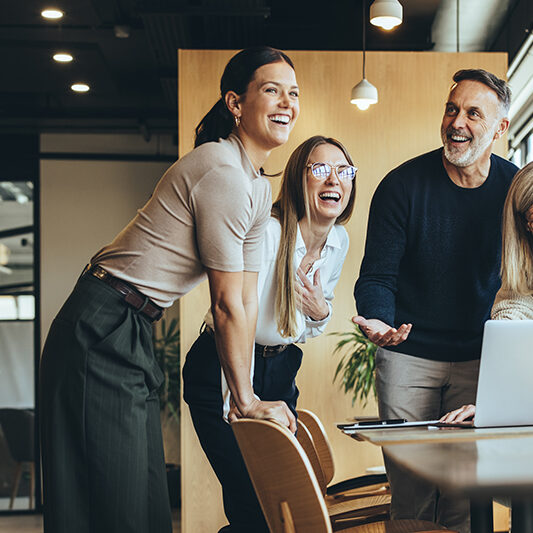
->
[184, 135, 356, 532]
[40, 46, 299, 533]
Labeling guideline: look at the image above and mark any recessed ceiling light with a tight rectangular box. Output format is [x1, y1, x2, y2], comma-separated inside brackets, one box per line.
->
[71, 83, 90, 93]
[41, 9, 64, 20]
[53, 52, 73, 63]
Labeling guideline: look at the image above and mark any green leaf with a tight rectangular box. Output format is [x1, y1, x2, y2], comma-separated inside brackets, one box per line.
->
[330, 322, 377, 407]
[153, 318, 181, 419]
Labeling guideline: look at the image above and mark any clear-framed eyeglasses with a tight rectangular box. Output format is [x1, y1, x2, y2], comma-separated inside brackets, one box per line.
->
[306, 162, 358, 182]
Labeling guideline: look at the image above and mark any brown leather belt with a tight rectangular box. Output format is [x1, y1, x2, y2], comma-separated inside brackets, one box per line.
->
[86, 264, 163, 322]
[254, 343, 287, 358]
[203, 324, 287, 358]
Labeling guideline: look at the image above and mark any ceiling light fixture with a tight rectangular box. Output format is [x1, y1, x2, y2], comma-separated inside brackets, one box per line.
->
[41, 8, 64, 20]
[53, 52, 73, 63]
[114, 25, 131, 39]
[71, 83, 90, 93]
[370, 0, 403, 31]
[351, 0, 378, 110]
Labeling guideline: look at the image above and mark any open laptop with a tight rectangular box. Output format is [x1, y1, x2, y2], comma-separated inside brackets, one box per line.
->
[472, 319, 533, 428]
[340, 320, 533, 432]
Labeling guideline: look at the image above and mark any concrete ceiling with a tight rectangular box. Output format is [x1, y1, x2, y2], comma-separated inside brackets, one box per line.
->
[0, 0, 528, 136]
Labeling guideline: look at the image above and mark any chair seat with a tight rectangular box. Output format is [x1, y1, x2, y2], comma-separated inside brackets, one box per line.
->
[327, 474, 389, 496]
[337, 519, 457, 532]
[328, 483, 390, 501]
[326, 493, 391, 520]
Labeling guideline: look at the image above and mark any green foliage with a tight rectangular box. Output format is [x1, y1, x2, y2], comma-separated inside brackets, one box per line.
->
[330, 323, 377, 407]
[153, 318, 180, 422]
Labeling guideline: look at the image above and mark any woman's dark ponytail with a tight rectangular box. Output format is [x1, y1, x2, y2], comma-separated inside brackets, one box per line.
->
[194, 99, 233, 148]
[194, 46, 295, 148]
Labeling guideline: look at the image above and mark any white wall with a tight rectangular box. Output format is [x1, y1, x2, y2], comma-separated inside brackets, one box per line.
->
[39, 134, 179, 464]
[39, 138, 170, 342]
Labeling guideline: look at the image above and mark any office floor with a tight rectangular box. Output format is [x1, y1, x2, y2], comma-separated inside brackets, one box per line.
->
[0, 510, 181, 532]
[0, 508, 509, 532]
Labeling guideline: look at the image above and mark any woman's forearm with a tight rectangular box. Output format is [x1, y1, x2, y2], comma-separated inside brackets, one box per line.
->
[207, 269, 257, 413]
[212, 300, 256, 412]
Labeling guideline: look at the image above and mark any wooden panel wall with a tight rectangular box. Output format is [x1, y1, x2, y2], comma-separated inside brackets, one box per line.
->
[179, 50, 508, 532]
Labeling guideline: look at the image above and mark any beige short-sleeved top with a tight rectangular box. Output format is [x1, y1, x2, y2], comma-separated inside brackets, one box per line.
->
[91, 134, 272, 308]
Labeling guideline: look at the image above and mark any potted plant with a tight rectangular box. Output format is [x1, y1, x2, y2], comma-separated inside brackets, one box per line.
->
[153, 317, 180, 421]
[330, 323, 377, 407]
[153, 317, 180, 507]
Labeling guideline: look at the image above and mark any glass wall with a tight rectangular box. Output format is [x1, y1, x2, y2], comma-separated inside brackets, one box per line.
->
[0, 136, 39, 512]
[510, 128, 533, 167]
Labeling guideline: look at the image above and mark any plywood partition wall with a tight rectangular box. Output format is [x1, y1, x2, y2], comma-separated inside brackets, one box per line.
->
[179, 50, 507, 531]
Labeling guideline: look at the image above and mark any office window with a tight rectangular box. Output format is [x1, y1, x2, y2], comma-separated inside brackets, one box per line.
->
[0, 134, 40, 512]
[511, 147, 522, 167]
[0, 295, 35, 320]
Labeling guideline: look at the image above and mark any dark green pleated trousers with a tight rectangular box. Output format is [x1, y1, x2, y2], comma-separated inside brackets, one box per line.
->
[40, 273, 172, 533]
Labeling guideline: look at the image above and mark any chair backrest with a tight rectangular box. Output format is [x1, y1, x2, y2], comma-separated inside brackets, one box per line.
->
[232, 419, 332, 533]
[296, 419, 327, 494]
[296, 409, 335, 485]
[0, 408, 34, 462]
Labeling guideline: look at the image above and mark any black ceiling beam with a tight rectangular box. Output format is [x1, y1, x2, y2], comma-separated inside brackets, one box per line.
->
[140, 8, 270, 17]
[0, 226, 34, 239]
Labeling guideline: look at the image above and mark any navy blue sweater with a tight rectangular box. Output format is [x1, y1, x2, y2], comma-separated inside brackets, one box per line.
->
[354, 148, 518, 361]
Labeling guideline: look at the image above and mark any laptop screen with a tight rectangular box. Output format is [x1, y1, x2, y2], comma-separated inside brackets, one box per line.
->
[475, 320, 533, 428]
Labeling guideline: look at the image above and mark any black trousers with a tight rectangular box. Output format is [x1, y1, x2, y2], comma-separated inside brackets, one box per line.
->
[183, 331, 303, 533]
[40, 273, 172, 533]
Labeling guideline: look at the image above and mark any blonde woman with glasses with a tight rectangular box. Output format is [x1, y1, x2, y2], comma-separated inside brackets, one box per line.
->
[183, 135, 356, 532]
[442, 160, 533, 425]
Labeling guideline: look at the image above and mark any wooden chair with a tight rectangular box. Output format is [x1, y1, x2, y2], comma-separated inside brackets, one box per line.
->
[232, 418, 456, 533]
[297, 409, 389, 498]
[295, 420, 390, 525]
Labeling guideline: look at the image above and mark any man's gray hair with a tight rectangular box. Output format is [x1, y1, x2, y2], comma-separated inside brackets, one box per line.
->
[453, 69, 511, 115]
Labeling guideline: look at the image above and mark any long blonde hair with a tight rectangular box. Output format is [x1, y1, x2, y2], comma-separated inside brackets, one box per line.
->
[271, 136, 356, 337]
[500, 161, 533, 294]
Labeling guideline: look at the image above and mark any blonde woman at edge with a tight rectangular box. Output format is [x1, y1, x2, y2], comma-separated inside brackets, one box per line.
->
[184, 135, 356, 532]
[441, 160, 533, 424]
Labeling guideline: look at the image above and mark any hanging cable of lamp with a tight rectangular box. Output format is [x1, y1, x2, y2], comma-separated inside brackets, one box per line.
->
[369, 0, 403, 31]
[456, 0, 460, 53]
[351, 0, 378, 110]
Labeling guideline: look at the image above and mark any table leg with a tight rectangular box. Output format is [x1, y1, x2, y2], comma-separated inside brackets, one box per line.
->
[470, 500, 493, 533]
[511, 500, 533, 533]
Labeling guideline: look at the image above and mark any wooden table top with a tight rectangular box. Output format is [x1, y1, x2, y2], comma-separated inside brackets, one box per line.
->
[346, 425, 533, 446]
[342, 425, 533, 499]
[383, 436, 533, 499]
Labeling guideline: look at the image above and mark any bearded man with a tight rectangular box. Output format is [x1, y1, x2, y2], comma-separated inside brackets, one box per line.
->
[353, 69, 518, 533]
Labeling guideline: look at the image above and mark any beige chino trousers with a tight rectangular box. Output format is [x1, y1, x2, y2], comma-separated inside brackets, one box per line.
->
[376, 347, 480, 533]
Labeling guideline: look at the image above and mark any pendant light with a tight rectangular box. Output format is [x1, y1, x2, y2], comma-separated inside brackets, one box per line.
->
[351, 0, 378, 110]
[370, 0, 403, 31]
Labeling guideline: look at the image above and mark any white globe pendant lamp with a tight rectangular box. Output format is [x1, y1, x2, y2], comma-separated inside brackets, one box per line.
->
[370, 0, 403, 31]
[351, 0, 378, 110]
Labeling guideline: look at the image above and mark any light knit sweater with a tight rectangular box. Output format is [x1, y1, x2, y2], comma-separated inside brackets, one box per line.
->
[491, 288, 533, 320]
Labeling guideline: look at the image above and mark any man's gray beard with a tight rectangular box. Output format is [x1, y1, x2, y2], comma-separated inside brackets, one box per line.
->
[442, 126, 496, 168]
